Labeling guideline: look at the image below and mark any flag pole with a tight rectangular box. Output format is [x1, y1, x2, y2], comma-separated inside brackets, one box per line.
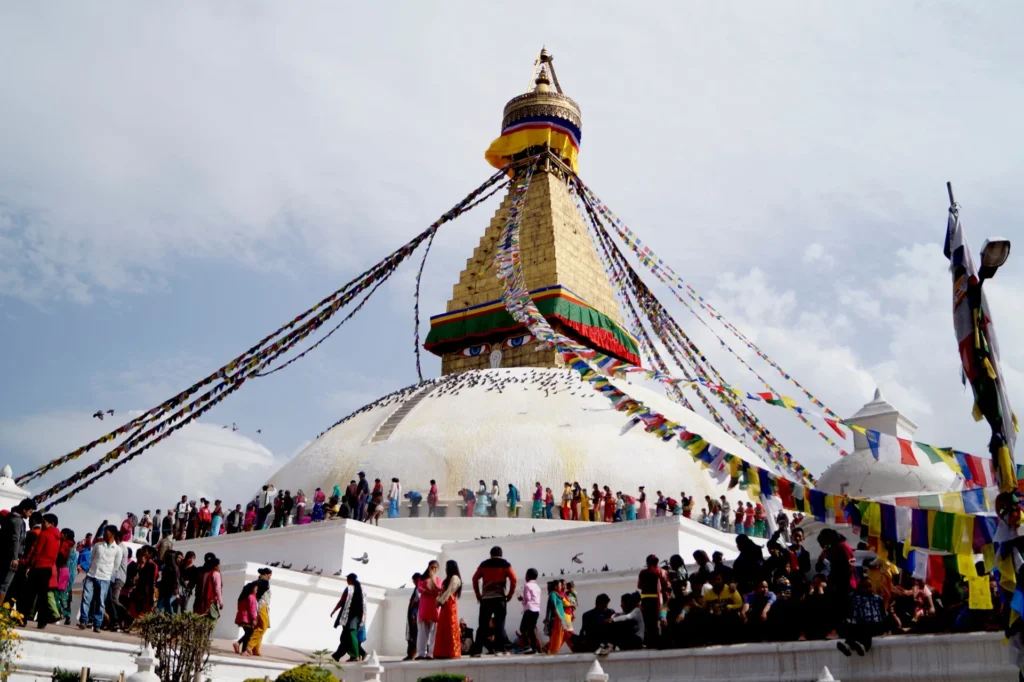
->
[946, 181, 956, 209]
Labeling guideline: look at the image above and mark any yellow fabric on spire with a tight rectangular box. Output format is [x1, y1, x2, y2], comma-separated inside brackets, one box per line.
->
[485, 128, 580, 173]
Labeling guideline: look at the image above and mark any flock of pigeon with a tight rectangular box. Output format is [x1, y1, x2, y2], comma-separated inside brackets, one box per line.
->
[93, 409, 263, 435]
[260, 552, 372, 578]
[312, 368, 599, 442]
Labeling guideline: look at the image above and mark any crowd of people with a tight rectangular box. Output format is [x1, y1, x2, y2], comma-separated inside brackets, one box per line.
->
[116, 475, 783, 545]
[368, 526, 1001, 663]
[0, 496, 283, 657]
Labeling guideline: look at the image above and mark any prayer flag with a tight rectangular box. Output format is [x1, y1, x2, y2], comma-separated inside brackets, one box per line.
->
[824, 418, 846, 438]
[973, 516, 997, 551]
[940, 492, 965, 514]
[957, 552, 977, 578]
[880, 503, 898, 542]
[911, 509, 929, 548]
[866, 430, 902, 464]
[895, 506, 913, 543]
[962, 488, 987, 514]
[909, 550, 928, 580]
[929, 511, 955, 552]
[968, 576, 993, 610]
[926, 553, 946, 591]
[808, 489, 827, 521]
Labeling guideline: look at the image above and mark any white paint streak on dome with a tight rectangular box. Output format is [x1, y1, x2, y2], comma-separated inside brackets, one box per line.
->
[269, 368, 776, 500]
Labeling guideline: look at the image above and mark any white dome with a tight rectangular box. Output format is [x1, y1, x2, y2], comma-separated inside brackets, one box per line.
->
[268, 368, 777, 502]
[815, 450, 960, 498]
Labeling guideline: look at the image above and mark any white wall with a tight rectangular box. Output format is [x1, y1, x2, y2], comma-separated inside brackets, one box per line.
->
[175, 519, 441, 589]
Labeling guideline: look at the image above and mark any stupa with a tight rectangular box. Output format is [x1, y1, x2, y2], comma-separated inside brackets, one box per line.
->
[40, 50, 1007, 682]
[816, 388, 961, 497]
[267, 49, 776, 505]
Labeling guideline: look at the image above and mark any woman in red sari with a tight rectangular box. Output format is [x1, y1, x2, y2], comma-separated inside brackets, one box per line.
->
[432, 560, 463, 659]
[602, 486, 615, 523]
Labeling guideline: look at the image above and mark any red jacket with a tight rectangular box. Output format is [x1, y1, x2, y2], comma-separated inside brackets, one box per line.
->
[27, 526, 60, 569]
[472, 557, 517, 600]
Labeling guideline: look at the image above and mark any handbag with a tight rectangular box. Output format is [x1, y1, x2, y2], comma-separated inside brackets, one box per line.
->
[358, 624, 366, 643]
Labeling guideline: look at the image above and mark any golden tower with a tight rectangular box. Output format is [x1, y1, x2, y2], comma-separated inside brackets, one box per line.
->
[424, 50, 638, 375]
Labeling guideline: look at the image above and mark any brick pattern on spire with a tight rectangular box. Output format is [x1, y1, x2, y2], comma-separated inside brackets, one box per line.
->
[439, 169, 625, 374]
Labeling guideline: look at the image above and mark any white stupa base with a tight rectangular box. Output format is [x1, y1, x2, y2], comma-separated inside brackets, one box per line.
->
[380, 632, 1013, 682]
[10, 629, 1012, 681]
[167, 515, 750, 657]
[10, 629, 294, 682]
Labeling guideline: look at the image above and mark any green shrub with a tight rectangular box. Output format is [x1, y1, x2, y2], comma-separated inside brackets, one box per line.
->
[276, 665, 338, 682]
[417, 675, 469, 682]
[52, 671, 96, 682]
[136, 612, 214, 682]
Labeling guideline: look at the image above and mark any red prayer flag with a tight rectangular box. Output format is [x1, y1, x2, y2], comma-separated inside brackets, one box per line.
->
[824, 418, 846, 438]
[898, 439, 918, 466]
[926, 554, 946, 591]
[965, 454, 989, 488]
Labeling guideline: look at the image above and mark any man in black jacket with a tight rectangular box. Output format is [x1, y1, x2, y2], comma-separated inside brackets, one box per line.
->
[0, 498, 35, 606]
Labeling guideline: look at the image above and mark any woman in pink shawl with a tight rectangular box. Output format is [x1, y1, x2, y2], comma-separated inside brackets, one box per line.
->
[120, 513, 136, 542]
[636, 486, 650, 520]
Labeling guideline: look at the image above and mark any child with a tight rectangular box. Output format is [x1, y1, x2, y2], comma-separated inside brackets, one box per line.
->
[699, 509, 710, 525]
[517, 568, 541, 654]
[837, 578, 885, 656]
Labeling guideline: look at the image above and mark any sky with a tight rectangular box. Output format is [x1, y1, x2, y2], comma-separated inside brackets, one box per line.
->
[1, 2, 1023, 536]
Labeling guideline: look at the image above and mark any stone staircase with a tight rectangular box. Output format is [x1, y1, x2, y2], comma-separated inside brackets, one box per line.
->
[368, 385, 434, 443]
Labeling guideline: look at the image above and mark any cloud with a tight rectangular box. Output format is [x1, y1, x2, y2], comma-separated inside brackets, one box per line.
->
[0, 411, 284, 538]
[802, 243, 836, 271]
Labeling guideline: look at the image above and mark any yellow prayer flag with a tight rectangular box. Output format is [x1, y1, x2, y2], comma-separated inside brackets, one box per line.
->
[951, 515, 974, 556]
[983, 544, 996, 574]
[940, 492, 965, 514]
[956, 552, 977, 578]
[968, 576, 993, 610]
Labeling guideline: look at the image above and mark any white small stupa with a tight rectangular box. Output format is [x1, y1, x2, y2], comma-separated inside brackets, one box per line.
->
[0, 464, 30, 512]
[816, 388, 960, 498]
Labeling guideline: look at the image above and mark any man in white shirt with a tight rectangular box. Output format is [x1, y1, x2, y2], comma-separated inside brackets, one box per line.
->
[258, 484, 275, 530]
[79, 526, 122, 632]
[174, 495, 190, 540]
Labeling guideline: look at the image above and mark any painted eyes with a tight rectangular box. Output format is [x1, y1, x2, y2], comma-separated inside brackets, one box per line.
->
[461, 344, 491, 357]
[504, 334, 532, 348]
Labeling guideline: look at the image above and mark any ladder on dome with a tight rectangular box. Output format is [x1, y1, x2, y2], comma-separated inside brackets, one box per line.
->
[368, 384, 435, 443]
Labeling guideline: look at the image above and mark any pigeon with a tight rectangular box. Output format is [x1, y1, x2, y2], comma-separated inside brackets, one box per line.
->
[106, 409, 114, 416]
[315, 568, 323, 575]
[353, 553, 369, 565]
[231, 423, 239, 432]
[93, 410, 105, 420]
[269, 561, 281, 567]
[559, 568, 566, 575]
[532, 526, 536, 533]
[281, 563, 292, 570]
[256, 429, 262, 434]
[302, 565, 311, 572]
[333, 569, 344, 577]
[572, 553, 584, 565]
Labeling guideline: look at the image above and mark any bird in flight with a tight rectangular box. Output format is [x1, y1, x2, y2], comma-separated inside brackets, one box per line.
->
[571, 552, 584, 564]
[93, 410, 106, 420]
[353, 552, 370, 565]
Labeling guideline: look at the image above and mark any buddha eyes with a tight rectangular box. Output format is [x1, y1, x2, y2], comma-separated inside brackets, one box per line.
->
[504, 334, 532, 348]
[461, 344, 491, 357]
